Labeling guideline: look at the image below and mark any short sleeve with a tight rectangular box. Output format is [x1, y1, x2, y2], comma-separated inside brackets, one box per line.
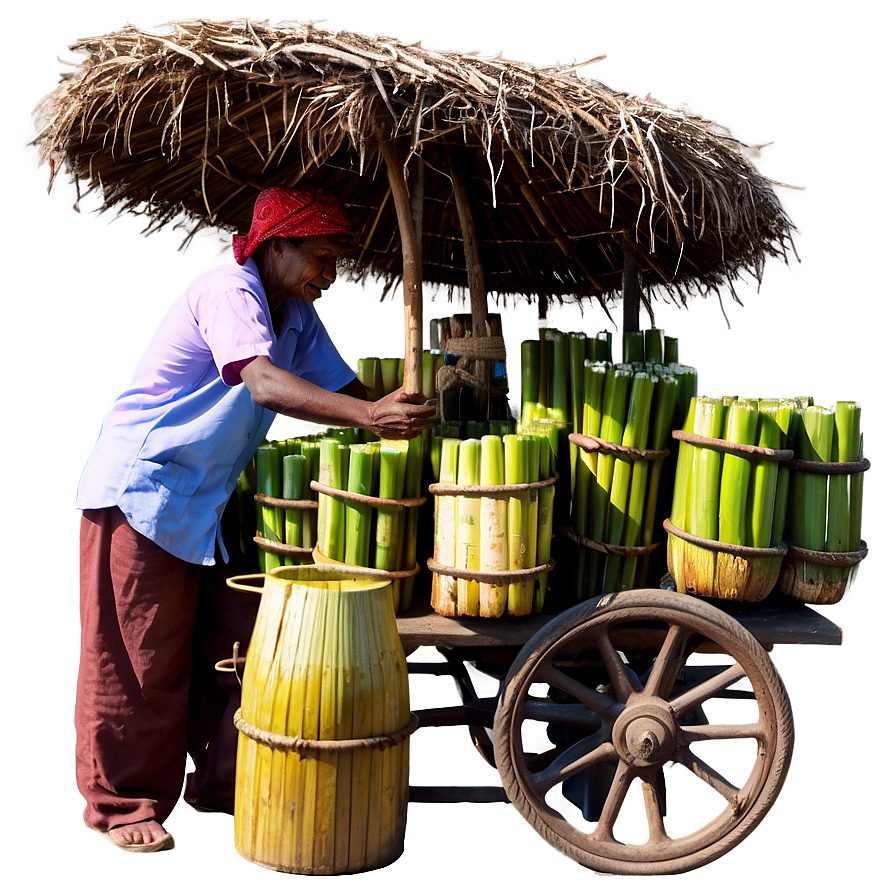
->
[193, 283, 274, 386]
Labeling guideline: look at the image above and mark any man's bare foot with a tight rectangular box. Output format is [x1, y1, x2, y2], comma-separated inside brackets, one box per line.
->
[103, 819, 174, 853]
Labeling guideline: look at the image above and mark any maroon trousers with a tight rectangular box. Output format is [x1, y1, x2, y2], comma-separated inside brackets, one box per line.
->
[76, 506, 258, 831]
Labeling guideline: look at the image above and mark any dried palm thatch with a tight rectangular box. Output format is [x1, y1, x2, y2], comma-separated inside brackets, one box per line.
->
[32, 18, 794, 315]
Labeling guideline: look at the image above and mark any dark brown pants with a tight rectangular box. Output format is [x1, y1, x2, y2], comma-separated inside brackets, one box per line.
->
[76, 506, 258, 831]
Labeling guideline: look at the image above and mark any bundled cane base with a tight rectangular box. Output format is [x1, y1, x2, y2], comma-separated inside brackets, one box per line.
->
[777, 540, 868, 605]
[664, 519, 787, 603]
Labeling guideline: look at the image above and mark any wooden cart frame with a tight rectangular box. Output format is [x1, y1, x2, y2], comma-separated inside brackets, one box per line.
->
[396, 585, 840, 875]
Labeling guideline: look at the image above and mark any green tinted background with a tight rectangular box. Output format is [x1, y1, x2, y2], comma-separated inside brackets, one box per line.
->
[0, 0, 894, 894]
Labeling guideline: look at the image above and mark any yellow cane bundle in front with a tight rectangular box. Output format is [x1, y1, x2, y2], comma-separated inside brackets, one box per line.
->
[234, 567, 412, 875]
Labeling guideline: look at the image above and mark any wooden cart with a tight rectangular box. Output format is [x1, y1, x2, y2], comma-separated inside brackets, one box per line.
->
[396, 584, 840, 875]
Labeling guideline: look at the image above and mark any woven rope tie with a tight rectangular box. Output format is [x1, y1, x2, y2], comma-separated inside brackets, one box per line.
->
[444, 335, 507, 362]
[234, 709, 420, 754]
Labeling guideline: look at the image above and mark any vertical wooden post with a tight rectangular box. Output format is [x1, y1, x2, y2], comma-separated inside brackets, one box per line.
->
[448, 149, 491, 417]
[381, 139, 424, 395]
[622, 249, 640, 334]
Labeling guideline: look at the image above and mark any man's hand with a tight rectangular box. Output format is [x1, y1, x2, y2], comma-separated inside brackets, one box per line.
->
[366, 389, 436, 439]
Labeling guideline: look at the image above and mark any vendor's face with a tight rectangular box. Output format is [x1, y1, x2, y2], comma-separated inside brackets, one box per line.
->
[270, 236, 344, 305]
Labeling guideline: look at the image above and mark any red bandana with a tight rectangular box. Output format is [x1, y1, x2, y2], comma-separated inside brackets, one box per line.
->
[232, 187, 352, 265]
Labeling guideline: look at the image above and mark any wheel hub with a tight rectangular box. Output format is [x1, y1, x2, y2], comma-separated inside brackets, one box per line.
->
[611, 700, 677, 767]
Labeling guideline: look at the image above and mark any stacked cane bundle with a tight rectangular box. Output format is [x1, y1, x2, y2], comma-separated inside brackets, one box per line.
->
[428, 430, 556, 617]
[315, 435, 427, 613]
[777, 400, 869, 603]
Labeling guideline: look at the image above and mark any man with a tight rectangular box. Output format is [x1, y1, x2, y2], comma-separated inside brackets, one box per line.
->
[75, 187, 434, 852]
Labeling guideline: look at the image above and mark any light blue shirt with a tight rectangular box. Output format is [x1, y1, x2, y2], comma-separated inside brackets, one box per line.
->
[76, 258, 355, 565]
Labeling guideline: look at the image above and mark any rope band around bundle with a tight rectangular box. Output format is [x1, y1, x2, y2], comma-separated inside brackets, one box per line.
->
[785, 540, 868, 568]
[429, 473, 559, 497]
[559, 525, 661, 557]
[782, 457, 871, 475]
[444, 335, 507, 362]
[253, 536, 315, 558]
[569, 432, 669, 461]
[672, 430, 794, 462]
[427, 557, 555, 584]
[663, 519, 788, 558]
[234, 708, 420, 754]
[311, 480, 428, 508]
[255, 493, 319, 510]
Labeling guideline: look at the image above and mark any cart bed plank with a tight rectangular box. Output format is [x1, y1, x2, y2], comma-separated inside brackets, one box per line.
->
[397, 593, 842, 653]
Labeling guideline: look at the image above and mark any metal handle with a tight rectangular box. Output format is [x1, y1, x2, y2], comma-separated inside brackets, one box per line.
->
[225, 573, 266, 594]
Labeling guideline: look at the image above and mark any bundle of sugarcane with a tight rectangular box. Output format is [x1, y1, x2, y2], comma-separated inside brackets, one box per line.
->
[429, 431, 555, 617]
[665, 396, 794, 602]
[313, 436, 427, 612]
[778, 400, 868, 603]
[254, 436, 326, 571]
[563, 359, 690, 601]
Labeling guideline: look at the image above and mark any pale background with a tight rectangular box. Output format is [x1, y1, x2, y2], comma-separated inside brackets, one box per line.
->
[6, 1, 892, 891]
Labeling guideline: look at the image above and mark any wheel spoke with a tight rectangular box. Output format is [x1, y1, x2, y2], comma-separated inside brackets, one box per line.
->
[681, 722, 766, 744]
[641, 769, 670, 844]
[591, 759, 636, 843]
[677, 746, 740, 804]
[538, 664, 626, 723]
[530, 736, 617, 797]
[521, 698, 603, 728]
[670, 662, 746, 718]
[642, 623, 690, 699]
[595, 627, 639, 701]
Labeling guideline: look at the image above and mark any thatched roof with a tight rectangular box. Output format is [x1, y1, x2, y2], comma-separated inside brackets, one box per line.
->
[33, 18, 796, 312]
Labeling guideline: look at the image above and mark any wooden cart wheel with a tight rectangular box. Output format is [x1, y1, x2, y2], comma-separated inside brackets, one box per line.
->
[493, 589, 793, 875]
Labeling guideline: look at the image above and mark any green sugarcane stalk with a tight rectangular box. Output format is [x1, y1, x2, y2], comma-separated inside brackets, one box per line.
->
[850, 434, 865, 553]
[398, 434, 425, 612]
[520, 339, 541, 426]
[421, 351, 437, 401]
[282, 453, 307, 566]
[687, 397, 727, 540]
[568, 332, 586, 499]
[375, 442, 408, 610]
[380, 358, 401, 395]
[357, 357, 383, 401]
[644, 329, 664, 364]
[663, 336, 679, 365]
[603, 372, 655, 590]
[827, 401, 860, 552]
[535, 435, 555, 611]
[770, 400, 797, 547]
[750, 402, 782, 549]
[594, 366, 632, 540]
[622, 332, 644, 364]
[344, 443, 376, 566]
[318, 438, 346, 562]
[547, 329, 570, 423]
[505, 434, 533, 615]
[637, 373, 679, 584]
[432, 438, 461, 615]
[590, 330, 612, 363]
[301, 441, 320, 551]
[669, 396, 697, 531]
[479, 434, 508, 617]
[256, 442, 284, 571]
[456, 439, 482, 615]
[791, 405, 834, 551]
[718, 399, 759, 546]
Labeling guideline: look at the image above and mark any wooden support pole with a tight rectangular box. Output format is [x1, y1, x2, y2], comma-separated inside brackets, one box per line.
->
[381, 139, 424, 395]
[622, 249, 641, 334]
[448, 149, 491, 417]
[447, 149, 488, 339]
